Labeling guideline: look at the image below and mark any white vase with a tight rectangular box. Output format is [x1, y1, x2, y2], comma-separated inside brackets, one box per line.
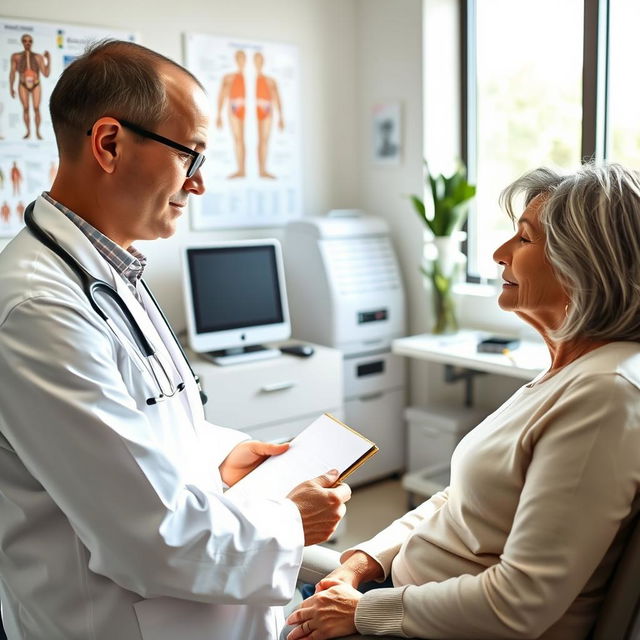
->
[422, 231, 466, 334]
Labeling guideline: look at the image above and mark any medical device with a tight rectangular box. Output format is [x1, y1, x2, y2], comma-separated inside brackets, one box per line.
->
[284, 213, 407, 485]
[182, 240, 291, 365]
[23, 201, 207, 407]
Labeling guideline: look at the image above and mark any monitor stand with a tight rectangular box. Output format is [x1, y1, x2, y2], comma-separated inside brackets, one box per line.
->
[204, 344, 282, 366]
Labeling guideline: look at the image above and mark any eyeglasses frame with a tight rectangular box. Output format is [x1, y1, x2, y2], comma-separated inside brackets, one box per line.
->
[86, 119, 205, 178]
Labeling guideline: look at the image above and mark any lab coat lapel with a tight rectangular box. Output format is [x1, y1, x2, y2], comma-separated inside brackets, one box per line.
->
[32, 196, 198, 424]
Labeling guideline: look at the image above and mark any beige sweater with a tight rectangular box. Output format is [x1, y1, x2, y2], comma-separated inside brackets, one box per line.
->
[347, 342, 640, 639]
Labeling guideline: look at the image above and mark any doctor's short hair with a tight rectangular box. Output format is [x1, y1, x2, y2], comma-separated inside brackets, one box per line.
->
[500, 162, 640, 343]
[49, 39, 204, 157]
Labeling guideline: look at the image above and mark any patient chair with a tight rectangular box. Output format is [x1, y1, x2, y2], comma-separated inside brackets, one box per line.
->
[590, 504, 640, 640]
[298, 505, 640, 640]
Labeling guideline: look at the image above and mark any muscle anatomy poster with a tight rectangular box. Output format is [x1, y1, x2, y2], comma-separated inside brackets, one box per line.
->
[0, 18, 136, 238]
[184, 34, 302, 229]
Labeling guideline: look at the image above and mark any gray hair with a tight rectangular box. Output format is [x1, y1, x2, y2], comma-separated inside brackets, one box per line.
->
[49, 39, 204, 157]
[500, 163, 640, 343]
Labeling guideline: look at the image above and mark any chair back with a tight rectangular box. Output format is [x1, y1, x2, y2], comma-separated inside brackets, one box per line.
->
[591, 503, 640, 640]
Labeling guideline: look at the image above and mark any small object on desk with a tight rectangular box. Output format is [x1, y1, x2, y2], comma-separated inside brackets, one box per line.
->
[477, 336, 521, 354]
[280, 344, 315, 358]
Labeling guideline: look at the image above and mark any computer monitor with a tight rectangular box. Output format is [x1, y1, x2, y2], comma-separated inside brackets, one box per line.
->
[182, 239, 291, 364]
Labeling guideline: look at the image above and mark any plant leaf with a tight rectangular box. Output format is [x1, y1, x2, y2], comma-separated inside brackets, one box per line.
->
[410, 195, 437, 234]
[408, 160, 476, 236]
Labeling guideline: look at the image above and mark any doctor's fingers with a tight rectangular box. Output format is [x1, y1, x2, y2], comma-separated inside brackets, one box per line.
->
[249, 440, 291, 457]
[287, 470, 345, 503]
[301, 507, 346, 546]
[289, 490, 348, 545]
[328, 481, 351, 504]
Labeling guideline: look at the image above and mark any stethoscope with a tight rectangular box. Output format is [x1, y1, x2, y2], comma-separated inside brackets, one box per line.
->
[24, 201, 207, 407]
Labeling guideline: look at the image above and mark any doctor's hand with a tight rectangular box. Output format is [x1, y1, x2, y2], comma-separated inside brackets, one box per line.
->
[219, 440, 290, 487]
[286, 582, 360, 640]
[287, 471, 351, 546]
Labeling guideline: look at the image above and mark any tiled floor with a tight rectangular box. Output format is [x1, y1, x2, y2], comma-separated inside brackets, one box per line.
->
[325, 477, 409, 552]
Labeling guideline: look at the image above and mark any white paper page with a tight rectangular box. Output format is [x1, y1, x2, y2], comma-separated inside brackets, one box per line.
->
[224, 414, 374, 501]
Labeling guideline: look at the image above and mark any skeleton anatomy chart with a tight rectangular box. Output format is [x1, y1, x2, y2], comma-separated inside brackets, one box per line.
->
[0, 18, 136, 238]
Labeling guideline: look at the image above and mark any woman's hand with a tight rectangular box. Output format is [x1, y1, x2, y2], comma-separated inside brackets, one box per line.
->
[286, 583, 361, 640]
[219, 440, 289, 487]
[315, 565, 360, 593]
[316, 550, 384, 593]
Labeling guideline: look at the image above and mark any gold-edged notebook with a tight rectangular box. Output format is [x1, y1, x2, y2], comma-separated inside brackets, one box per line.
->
[328, 413, 379, 482]
[224, 413, 378, 501]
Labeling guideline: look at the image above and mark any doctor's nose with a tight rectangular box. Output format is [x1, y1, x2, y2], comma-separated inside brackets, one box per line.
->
[184, 168, 205, 196]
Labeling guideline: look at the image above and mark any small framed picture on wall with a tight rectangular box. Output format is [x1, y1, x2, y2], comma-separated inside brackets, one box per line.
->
[372, 101, 402, 166]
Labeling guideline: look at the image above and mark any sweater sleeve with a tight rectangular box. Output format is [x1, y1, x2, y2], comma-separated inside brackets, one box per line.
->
[355, 374, 640, 639]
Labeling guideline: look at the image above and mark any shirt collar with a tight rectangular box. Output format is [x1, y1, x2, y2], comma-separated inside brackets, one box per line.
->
[41, 192, 147, 286]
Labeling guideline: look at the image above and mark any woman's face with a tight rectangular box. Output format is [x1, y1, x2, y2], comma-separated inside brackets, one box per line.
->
[493, 195, 570, 332]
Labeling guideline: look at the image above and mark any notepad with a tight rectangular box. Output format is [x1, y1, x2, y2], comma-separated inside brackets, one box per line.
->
[224, 413, 378, 501]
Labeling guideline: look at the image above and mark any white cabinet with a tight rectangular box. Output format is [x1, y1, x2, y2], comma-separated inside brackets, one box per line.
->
[344, 387, 405, 485]
[191, 343, 344, 442]
[342, 351, 406, 485]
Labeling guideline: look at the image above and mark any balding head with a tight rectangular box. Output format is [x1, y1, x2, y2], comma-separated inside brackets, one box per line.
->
[49, 39, 204, 158]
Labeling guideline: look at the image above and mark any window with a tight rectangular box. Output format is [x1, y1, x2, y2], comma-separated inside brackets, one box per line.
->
[607, 0, 640, 165]
[463, 0, 634, 282]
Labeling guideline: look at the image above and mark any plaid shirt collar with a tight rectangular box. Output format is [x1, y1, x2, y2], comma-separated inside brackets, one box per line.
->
[42, 192, 147, 293]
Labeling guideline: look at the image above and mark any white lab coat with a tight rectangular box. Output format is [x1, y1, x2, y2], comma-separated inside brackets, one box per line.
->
[0, 196, 304, 640]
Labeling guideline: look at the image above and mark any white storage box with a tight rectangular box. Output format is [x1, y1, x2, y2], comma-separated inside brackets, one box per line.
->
[405, 404, 488, 472]
[402, 463, 451, 500]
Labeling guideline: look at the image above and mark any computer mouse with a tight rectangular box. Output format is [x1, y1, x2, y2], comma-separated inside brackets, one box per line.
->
[280, 344, 315, 358]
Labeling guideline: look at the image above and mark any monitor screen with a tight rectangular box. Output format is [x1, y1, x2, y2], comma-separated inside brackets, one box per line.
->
[189, 245, 283, 332]
[182, 240, 290, 354]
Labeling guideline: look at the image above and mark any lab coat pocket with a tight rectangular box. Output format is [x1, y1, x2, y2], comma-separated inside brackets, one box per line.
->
[133, 597, 216, 640]
[133, 596, 278, 640]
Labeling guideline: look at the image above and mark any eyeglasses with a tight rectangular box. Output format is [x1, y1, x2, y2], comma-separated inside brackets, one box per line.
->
[86, 119, 206, 178]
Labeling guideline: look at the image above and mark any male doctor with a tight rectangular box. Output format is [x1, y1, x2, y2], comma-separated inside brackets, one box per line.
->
[0, 40, 350, 640]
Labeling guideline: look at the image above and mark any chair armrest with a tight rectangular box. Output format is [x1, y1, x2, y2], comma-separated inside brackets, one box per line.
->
[298, 544, 341, 584]
[296, 546, 399, 640]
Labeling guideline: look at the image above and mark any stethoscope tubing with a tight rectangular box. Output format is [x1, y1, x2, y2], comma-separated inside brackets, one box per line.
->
[23, 200, 206, 406]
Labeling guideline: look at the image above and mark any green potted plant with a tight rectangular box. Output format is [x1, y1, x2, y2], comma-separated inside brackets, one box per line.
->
[410, 162, 476, 334]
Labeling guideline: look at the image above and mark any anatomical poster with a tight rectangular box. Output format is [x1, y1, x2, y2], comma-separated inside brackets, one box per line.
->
[0, 18, 136, 238]
[184, 33, 302, 229]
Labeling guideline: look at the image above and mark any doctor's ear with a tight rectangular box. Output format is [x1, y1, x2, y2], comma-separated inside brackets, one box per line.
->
[87, 117, 122, 175]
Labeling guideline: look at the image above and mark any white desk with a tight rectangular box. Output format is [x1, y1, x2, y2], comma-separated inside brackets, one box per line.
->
[189, 342, 344, 443]
[392, 330, 550, 380]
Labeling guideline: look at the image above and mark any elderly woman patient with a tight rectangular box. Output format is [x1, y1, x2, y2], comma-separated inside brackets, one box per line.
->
[287, 163, 640, 640]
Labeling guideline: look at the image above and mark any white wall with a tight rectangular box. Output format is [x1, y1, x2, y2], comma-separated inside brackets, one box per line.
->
[5, 0, 525, 411]
[354, 0, 522, 409]
[2, 0, 361, 328]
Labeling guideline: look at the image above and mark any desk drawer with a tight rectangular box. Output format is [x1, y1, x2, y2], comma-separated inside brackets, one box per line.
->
[343, 350, 405, 398]
[198, 348, 342, 430]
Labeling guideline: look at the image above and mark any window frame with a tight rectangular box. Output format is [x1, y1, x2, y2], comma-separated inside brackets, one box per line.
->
[461, 0, 610, 283]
